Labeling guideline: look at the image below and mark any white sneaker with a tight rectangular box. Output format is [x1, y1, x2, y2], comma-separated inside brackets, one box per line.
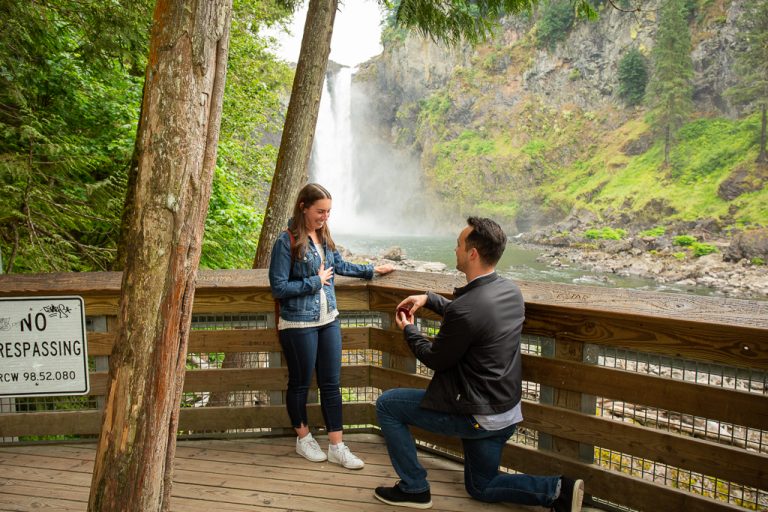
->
[328, 442, 364, 469]
[296, 433, 327, 462]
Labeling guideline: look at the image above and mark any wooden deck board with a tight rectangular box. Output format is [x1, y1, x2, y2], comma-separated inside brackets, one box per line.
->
[0, 433, 550, 512]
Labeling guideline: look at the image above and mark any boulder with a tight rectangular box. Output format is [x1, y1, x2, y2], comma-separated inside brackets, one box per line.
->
[723, 229, 768, 262]
[381, 246, 406, 261]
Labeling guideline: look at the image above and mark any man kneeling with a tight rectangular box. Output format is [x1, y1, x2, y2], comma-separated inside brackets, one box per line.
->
[374, 217, 585, 511]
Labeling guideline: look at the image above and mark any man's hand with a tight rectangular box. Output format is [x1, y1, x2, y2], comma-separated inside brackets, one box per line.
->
[394, 294, 427, 331]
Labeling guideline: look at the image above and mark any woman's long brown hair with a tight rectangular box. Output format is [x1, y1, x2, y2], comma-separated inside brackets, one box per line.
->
[287, 183, 337, 260]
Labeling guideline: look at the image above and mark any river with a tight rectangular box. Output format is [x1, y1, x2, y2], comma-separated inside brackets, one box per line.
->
[335, 233, 717, 297]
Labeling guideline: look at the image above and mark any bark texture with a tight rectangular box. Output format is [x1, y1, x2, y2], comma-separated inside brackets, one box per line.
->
[88, 1, 232, 511]
[252, 0, 338, 269]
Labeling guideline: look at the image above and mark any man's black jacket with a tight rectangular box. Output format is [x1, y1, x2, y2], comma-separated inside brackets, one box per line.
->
[403, 272, 524, 415]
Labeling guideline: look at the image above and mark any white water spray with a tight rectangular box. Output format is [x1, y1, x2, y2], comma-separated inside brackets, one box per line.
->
[310, 66, 449, 236]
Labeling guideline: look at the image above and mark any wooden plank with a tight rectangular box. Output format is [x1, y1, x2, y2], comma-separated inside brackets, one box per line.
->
[367, 271, 768, 330]
[87, 326, 370, 356]
[0, 434, 747, 512]
[409, 429, 747, 512]
[522, 355, 768, 430]
[524, 306, 768, 370]
[86, 365, 370, 395]
[369, 366, 430, 390]
[177, 404, 376, 432]
[547, 337, 588, 460]
[521, 402, 768, 490]
[0, 403, 375, 438]
[5, 268, 765, 331]
[369, 327, 413, 358]
[0, 410, 102, 437]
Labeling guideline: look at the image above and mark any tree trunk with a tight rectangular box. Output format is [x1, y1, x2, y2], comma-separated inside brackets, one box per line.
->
[88, 2, 232, 511]
[111, 84, 145, 272]
[251, 0, 338, 269]
[758, 103, 767, 164]
[664, 124, 671, 166]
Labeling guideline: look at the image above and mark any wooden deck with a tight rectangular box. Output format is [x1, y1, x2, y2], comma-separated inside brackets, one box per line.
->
[0, 433, 564, 512]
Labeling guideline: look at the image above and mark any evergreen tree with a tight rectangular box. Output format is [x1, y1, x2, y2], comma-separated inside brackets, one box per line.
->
[726, 0, 768, 163]
[536, 0, 576, 50]
[618, 47, 649, 107]
[646, 0, 694, 166]
[0, 0, 153, 273]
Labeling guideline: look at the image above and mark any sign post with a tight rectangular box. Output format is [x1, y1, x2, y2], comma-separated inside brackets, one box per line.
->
[0, 296, 89, 398]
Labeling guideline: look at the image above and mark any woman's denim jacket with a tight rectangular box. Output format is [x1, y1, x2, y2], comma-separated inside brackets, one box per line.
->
[268, 230, 374, 322]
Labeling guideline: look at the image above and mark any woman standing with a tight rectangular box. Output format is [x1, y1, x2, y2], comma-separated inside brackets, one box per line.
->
[269, 183, 394, 469]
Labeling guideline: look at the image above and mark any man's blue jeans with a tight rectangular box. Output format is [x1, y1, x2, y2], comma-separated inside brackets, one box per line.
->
[279, 320, 343, 432]
[376, 388, 560, 506]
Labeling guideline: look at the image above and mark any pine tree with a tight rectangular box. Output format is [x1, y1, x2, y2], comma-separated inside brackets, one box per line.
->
[726, 0, 768, 163]
[646, 0, 694, 166]
[618, 47, 649, 107]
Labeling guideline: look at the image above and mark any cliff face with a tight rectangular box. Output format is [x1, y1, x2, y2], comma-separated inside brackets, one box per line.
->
[352, 0, 765, 234]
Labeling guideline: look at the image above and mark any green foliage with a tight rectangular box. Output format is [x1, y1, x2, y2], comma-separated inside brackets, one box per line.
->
[0, 0, 153, 273]
[646, 0, 694, 160]
[639, 226, 666, 237]
[673, 234, 697, 246]
[202, 0, 294, 269]
[388, 0, 594, 46]
[438, 130, 496, 157]
[751, 257, 765, 265]
[725, 0, 768, 109]
[0, 0, 294, 273]
[201, 167, 263, 269]
[536, 0, 576, 50]
[618, 48, 649, 107]
[419, 93, 454, 127]
[725, 0, 768, 162]
[672, 251, 687, 260]
[691, 242, 717, 257]
[584, 227, 627, 240]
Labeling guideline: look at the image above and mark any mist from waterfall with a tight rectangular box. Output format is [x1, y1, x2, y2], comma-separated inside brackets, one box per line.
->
[310, 65, 452, 237]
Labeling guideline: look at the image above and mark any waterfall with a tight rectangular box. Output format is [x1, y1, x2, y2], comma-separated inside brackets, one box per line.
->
[310, 66, 450, 236]
[310, 67, 357, 234]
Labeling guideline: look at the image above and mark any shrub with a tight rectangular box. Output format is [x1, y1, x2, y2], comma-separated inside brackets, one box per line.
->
[536, 0, 575, 50]
[751, 257, 765, 265]
[584, 227, 627, 240]
[618, 48, 649, 106]
[673, 235, 697, 247]
[639, 226, 666, 237]
[692, 242, 718, 257]
[673, 252, 687, 260]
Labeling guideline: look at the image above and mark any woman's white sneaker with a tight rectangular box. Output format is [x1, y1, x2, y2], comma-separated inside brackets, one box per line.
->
[296, 433, 327, 462]
[328, 442, 364, 469]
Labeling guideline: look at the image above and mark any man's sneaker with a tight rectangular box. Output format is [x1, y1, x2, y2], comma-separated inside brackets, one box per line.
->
[552, 477, 584, 512]
[296, 433, 327, 462]
[328, 442, 364, 469]
[374, 483, 432, 509]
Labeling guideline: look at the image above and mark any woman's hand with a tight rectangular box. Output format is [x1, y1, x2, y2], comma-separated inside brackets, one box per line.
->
[374, 263, 395, 275]
[318, 263, 334, 286]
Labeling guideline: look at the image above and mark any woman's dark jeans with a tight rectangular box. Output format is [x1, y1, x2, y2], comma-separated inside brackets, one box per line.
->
[278, 320, 343, 432]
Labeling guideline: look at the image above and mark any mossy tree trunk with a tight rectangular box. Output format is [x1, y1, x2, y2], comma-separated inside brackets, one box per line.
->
[88, 1, 232, 511]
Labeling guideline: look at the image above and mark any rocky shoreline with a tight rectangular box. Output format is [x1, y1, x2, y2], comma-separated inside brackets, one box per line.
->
[346, 230, 768, 301]
[529, 242, 768, 299]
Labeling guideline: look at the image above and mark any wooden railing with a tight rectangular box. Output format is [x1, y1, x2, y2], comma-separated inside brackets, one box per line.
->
[0, 269, 766, 512]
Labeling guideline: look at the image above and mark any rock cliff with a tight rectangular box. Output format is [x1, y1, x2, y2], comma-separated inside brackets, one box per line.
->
[352, 0, 764, 235]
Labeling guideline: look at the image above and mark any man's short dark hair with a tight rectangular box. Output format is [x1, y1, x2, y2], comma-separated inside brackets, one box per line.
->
[466, 217, 507, 266]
